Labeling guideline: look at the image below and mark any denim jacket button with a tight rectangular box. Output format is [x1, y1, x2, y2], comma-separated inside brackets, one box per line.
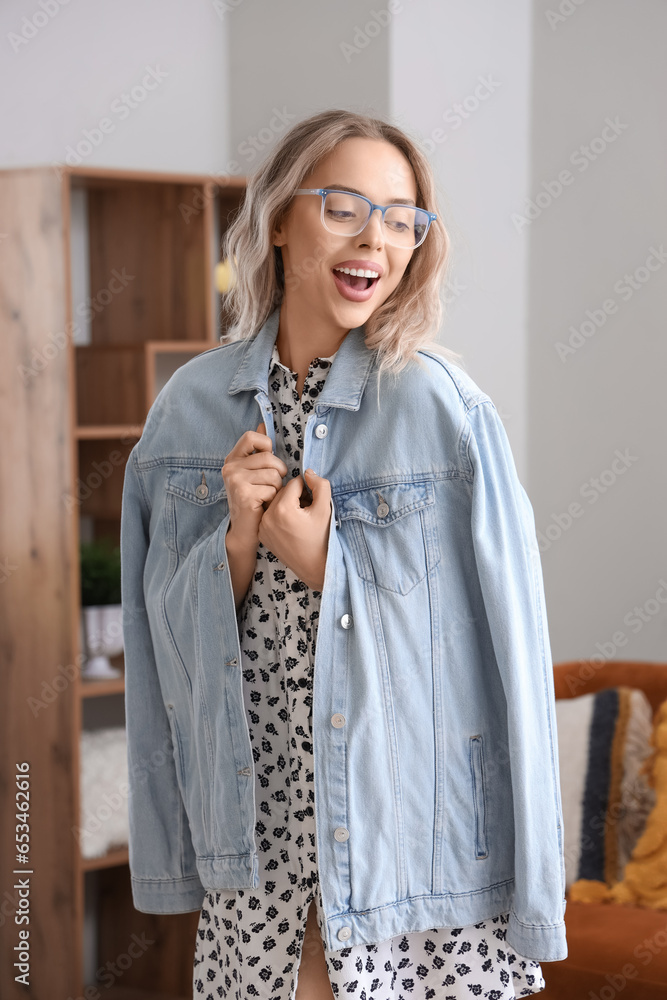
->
[340, 614, 353, 629]
[331, 713, 346, 728]
[334, 826, 349, 842]
[337, 925, 352, 941]
[195, 472, 209, 499]
[315, 423, 328, 438]
[377, 501, 389, 517]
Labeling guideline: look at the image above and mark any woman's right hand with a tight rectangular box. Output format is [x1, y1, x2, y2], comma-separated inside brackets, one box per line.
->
[222, 420, 288, 543]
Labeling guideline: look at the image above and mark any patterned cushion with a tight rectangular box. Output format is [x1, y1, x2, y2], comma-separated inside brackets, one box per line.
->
[555, 687, 656, 888]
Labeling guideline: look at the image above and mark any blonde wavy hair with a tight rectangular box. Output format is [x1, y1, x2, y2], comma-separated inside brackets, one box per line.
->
[220, 108, 464, 382]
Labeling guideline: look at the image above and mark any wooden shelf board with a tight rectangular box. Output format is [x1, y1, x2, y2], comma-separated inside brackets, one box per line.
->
[76, 425, 144, 440]
[81, 846, 129, 872]
[75, 340, 218, 353]
[80, 676, 125, 699]
[144, 339, 219, 352]
[64, 161, 247, 190]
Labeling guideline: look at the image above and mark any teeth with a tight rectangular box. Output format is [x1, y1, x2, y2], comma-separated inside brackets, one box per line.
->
[334, 266, 380, 279]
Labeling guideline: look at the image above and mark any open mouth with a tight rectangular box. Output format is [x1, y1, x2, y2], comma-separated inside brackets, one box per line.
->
[332, 270, 378, 290]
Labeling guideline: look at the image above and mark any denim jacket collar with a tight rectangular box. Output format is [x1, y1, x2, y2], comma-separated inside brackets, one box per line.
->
[228, 305, 376, 412]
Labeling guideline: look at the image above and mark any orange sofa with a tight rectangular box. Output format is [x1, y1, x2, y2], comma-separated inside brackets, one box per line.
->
[541, 660, 667, 999]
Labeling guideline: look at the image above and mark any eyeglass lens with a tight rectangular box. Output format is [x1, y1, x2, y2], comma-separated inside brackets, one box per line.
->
[323, 191, 429, 248]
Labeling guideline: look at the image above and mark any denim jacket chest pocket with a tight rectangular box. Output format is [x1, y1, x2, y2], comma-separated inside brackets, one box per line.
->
[334, 480, 440, 595]
[164, 466, 229, 558]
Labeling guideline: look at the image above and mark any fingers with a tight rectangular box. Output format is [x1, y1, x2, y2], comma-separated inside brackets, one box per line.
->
[221, 419, 290, 540]
[225, 465, 286, 500]
[225, 423, 272, 461]
[222, 422, 288, 479]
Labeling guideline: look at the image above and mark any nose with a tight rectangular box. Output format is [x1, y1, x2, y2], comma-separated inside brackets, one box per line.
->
[357, 207, 385, 247]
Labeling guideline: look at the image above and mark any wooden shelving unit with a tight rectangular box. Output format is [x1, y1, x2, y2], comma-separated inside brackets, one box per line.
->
[0, 164, 246, 999]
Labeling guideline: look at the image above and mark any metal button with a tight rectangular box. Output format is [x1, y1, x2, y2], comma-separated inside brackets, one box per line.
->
[225, 657, 238, 667]
[315, 424, 328, 438]
[214, 561, 226, 571]
[331, 713, 346, 728]
[338, 926, 352, 941]
[334, 827, 349, 842]
[195, 472, 209, 499]
[340, 614, 353, 629]
[377, 501, 389, 517]
[237, 766, 251, 776]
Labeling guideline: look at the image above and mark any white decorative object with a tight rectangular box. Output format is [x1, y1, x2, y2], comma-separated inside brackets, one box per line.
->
[81, 605, 123, 679]
[78, 727, 129, 859]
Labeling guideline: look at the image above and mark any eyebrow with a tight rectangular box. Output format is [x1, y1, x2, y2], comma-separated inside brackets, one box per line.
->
[324, 184, 417, 207]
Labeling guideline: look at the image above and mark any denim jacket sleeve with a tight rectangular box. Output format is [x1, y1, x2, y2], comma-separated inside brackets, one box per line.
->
[466, 399, 568, 961]
[120, 447, 206, 913]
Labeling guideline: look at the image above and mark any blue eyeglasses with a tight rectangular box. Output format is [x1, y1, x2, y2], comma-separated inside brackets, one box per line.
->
[294, 188, 436, 250]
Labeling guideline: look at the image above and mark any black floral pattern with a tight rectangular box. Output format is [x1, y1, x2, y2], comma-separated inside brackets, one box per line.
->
[192, 343, 546, 999]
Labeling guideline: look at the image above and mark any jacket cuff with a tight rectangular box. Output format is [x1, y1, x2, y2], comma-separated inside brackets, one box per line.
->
[130, 874, 206, 914]
[507, 909, 568, 962]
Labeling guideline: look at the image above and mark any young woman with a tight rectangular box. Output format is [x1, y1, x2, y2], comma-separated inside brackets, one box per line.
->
[121, 109, 566, 1000]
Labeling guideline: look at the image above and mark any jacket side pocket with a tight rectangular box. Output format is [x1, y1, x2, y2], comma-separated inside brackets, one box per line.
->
[470, 735, 489, 859]
[166, 703, 187, 802]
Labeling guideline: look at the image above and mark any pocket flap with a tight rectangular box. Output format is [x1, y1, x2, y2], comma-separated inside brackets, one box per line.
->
[165, 466, 227, 505]
[336, 480, 434, 525]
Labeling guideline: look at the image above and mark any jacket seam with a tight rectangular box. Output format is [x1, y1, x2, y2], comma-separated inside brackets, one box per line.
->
[466, 397, 499, 423]
[132, 447, 153, 518]
[510, 912, 566, 930]
[131, 874, 201, 885]
[333, 878, 516, 919]
[416, 349, 491, 413]
[136, 455, 228, 471]
[135, 456, 474, 485]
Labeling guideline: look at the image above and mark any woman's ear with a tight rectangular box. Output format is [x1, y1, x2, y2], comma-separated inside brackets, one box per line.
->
[271, 211, 285, 247]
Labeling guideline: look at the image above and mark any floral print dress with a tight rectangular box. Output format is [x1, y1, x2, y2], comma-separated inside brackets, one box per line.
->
[192, 341, 546, 999]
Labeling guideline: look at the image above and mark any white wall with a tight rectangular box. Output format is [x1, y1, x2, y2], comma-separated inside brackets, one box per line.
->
[527, 0, 667, 662]
[390, 0, 533, 479]
[226, 0, 390, 174]
[0, 0, 229, 174]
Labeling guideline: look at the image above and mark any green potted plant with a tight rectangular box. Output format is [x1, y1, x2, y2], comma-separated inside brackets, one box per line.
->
[80, 539, 123, 680]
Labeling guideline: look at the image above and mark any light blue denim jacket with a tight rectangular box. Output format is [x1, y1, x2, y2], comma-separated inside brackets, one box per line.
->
[120, 305, 567, 961]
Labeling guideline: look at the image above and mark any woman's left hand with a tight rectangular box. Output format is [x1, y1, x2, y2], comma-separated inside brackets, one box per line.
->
[257, 468, 332, 591]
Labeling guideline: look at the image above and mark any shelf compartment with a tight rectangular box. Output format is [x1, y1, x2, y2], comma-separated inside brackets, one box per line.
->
[76, 340, 217, 428]
[80, 653, 125, 699]
[83, 178, 211, 345]
[76, 437, 137, 522]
